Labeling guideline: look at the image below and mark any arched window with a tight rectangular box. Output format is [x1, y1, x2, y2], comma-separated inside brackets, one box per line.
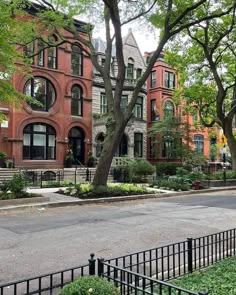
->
[96, 133, 105, 157]
[24, 77, 56, 112]
[164, 100, 174, 118]
[48, 35, 57, 69]
[71, 85, 83, 116]
[126, 57, 134, 79]
[71, 44, 83, 76]
[194, 134, 204, 154]
[23, 123, 56, 160]
[37, 39, 45, 67]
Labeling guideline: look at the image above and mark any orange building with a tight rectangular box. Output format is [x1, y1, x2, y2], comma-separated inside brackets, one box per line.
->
[0, 7, 93, 169]
[145, 52, 212, 164]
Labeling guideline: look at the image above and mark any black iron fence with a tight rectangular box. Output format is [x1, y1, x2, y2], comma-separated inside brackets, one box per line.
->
[22, 169, 92, 188]
[105, 228, 236, 281]
[0, 254, 95, 295]
[99, 260, 199, 295]
[1, 228, 236, 294]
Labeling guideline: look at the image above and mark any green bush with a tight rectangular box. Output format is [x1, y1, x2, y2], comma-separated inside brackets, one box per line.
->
[113, 159, 155, 183]
[7, 173, 27, 197]
[209, 170, 236, 180]
[156, 163, 182, 176]
[189, 171, 206, 182]
[130, 159, 155, 176]
[59, 276, 119, 295]
[152, 177, 191, 191]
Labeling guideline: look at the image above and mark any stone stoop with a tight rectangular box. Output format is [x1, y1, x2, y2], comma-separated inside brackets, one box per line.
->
[0, 168, 20, 183]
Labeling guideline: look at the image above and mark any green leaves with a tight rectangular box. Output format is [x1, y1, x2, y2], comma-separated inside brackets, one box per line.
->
[170, 257, 236, 294]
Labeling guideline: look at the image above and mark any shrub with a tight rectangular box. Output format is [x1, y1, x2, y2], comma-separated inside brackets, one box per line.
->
[209, 170, 236, 180]
[113, 159, 155, 183]
[189, 171, 206, 182]
[7, 173, 27, 197]
[156, 163, 182, 176]
[59, 276, 119, 295]
[152, 177, 191, 191]
[130, 159, 155, 176]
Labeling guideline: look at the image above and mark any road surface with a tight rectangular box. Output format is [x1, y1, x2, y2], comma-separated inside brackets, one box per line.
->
[1, 189, 236, 284]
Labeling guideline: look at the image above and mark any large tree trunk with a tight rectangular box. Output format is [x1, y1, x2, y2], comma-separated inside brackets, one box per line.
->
[92, 122, 126, 186]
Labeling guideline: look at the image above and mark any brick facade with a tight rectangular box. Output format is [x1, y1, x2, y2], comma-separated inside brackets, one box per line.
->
[0, 15, 93, 168]
[145, 53, 211, 163]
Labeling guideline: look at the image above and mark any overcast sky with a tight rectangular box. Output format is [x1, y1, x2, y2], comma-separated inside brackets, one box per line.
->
[92, 25, 159, 54]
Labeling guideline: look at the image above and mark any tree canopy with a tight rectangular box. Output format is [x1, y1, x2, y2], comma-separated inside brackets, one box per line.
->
[165, 0, 236, 169]
[0, 0, 37, 117]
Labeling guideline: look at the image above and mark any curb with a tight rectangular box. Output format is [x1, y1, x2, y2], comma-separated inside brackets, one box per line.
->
[0, 186, 235, 212]
[0, 196, 50, 208]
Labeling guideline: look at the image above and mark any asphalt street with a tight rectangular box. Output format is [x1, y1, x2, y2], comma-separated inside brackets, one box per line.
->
[1, 189, 236, 284]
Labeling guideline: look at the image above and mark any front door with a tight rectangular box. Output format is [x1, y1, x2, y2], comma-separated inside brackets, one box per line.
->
[68, 127, 85, 165]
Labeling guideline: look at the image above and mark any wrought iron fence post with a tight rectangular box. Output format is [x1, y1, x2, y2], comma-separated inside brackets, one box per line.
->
[86, 168, 89, 182]
[198, 291, 208, 295]
[40, 171, 43, 188]
[187, 238, 193, 273]
[97, 258, 105, 277]
[74, 169, 77, 186]
[58, 171, 61, 186]
[88, 253, 96, 275]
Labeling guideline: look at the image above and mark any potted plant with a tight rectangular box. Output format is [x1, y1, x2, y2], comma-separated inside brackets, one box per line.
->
[87, 152, 95, 167]
[64, 149, 73, 168]
[0, 151, 7, 168]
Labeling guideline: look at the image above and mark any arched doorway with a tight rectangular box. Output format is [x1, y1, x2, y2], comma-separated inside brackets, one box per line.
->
[68, 127, 85, 165]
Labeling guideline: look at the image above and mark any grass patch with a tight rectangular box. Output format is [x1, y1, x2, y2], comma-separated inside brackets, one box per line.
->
[164, 257, 236, 294]
[60, 183, 155, 199]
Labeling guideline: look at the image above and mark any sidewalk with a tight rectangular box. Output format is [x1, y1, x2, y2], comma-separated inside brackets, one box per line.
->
[0, 186, 235, 212]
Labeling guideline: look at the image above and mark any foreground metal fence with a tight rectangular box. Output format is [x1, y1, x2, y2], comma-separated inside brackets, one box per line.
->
[100, 261, 199, 295]
[0, 255, 95, 295]
[105, 228, 236, 283]
[1, 228, 236, 294]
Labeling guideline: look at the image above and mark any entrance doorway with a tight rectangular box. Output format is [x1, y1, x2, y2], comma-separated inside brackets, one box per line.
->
[118, 134, 128, 156]
[68, 127, 85, 165]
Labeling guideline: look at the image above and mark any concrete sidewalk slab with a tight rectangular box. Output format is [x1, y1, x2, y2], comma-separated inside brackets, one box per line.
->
[0, 186, 235, 212]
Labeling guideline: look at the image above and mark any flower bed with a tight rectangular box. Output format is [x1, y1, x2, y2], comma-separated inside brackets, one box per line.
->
[58, 183, 156, 199]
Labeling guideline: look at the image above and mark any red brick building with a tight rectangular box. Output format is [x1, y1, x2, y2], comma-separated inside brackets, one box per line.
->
[0, 12, 93, 168]
[145, 52, 211, 163]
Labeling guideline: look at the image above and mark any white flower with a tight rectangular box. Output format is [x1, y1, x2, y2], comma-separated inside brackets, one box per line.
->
[88, 288, 93, 293]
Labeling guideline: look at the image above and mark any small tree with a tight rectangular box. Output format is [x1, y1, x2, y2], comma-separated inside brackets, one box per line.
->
[149, 116, 193, 163]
